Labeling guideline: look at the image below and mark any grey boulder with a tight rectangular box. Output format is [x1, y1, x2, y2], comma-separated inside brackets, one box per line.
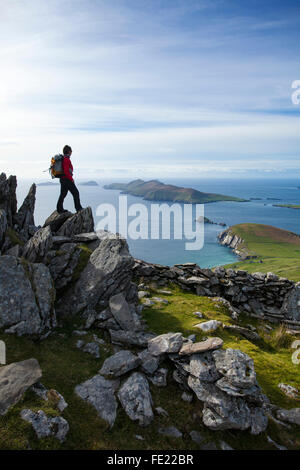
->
[20, 409, 69, 442]
[75, 374, 119, 428]
[0, 256, 56, 336]
[109, 293, 142, 331]
[281, 283, 300, 321]
[100, 350, 141, 377]
[148, 333, 183, 356]
[0, 359, 42, 415]
[56, 235, 136, 315]
[117, 372, 154, 426]
[23, 225, 53, 262]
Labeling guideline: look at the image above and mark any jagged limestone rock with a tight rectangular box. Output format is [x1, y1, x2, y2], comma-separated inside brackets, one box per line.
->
[56, 235, 136, 315]
[13, 183, 36, 239]
[0, 256, 56, 336]
[0, 173, 17, 226]
[189, 352, 222, 383]
[109, 293, 142, 331]
[0, 359, 42, 415]
[44, 210, 73, 233]
[20, 409, 69, 442]
[138, 349, 160, 375]
[117, 372, 154, 427]
[0, 209, 7, 249]
[75, 374, 119, 428]
[187, 348, 268, 434]
[23, 225, 53, 262]
[148, 333, 183, 356]
[100, 350, 141, 377]
[46, 243, 84, 290]
[56, 207, 94, 237]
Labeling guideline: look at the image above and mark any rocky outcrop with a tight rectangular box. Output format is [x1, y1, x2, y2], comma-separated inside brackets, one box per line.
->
[43, 210, 73, 233]
[0, 173, 17, 226]
[23, 226, 53, 262]
[0, 359, 42, 415]
[13, 183, 36, 241]
[46, 243, 84, 290]
[56, 207, 94, 237]
[56, 235, 137, 315]
[218, 228, 255, 260]
[0, 209, 7, 249]
[133, 259, 299, 329]
[187, 348, 268, 434]
[0, 256, 56, 336]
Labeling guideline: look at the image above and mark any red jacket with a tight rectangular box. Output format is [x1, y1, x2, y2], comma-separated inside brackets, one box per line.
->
[62, 156, 74, 182]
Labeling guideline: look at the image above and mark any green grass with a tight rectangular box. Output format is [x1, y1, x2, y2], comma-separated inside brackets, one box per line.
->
[1, 283, 300, 450]
[222, 223, 300, 281]
[274, 204, 300, 210]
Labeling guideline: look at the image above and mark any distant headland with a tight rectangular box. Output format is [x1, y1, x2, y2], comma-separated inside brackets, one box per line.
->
[78, 181, 99, 186]
[104, 179, 247, 204]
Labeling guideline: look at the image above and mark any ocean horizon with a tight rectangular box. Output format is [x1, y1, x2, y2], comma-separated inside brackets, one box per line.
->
[16, 177, 300, 268]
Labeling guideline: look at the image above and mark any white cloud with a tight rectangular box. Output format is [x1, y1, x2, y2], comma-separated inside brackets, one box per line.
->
[0, 0, 300, 179]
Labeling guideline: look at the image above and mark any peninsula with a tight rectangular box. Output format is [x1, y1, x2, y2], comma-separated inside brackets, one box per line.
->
[104, 179, 247, 204]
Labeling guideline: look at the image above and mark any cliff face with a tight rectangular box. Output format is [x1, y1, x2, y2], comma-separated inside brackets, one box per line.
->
[218, 228, 256, 260]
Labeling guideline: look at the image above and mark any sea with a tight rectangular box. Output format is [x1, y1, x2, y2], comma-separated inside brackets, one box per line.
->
[16, 178, 300, 268]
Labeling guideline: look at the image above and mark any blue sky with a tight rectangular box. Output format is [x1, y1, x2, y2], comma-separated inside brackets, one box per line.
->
[0, 0, 300, 179]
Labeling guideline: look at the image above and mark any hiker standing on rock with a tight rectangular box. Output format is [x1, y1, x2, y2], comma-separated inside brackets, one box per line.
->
[56, 145, 83, 214]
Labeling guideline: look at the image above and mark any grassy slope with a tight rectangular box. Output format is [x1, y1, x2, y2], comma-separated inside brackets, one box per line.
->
[1, 283, 300, 450]
[274, 204, 300, 210]
[222, 223, 300, 281]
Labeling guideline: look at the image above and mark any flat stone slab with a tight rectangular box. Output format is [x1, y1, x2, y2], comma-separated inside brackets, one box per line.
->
[0, 359, 42, 415]
[99, 350, 141, 377]
[179, 337, 223, 356]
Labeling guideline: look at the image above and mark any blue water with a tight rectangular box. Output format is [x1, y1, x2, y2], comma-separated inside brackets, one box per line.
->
[16, 178, 300, 268]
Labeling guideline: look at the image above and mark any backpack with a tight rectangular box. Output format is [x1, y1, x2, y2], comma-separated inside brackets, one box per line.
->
[49, 154, 65, 179]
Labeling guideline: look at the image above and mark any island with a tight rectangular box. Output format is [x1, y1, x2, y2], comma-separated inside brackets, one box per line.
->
[104, 179, 247, 204]
[273, 204, 300, 210]
[196, 216, 226, 226]
[78, 181, 99, 186]
[37, 182, 59, 186]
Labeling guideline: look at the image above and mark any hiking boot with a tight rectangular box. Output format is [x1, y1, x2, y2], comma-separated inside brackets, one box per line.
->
[57, 209, 69, 214]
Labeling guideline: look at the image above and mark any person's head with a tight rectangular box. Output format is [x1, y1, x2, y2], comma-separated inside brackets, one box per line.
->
[63, 145, 72, 156]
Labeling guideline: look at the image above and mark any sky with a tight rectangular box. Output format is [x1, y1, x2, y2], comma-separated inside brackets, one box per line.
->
[0, 0, 300, 179]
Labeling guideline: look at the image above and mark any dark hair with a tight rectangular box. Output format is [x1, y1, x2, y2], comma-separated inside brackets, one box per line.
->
[63, 145, 72, 156]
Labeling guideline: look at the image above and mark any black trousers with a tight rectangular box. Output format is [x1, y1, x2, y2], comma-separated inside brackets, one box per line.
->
[57, 178, 82, 212]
